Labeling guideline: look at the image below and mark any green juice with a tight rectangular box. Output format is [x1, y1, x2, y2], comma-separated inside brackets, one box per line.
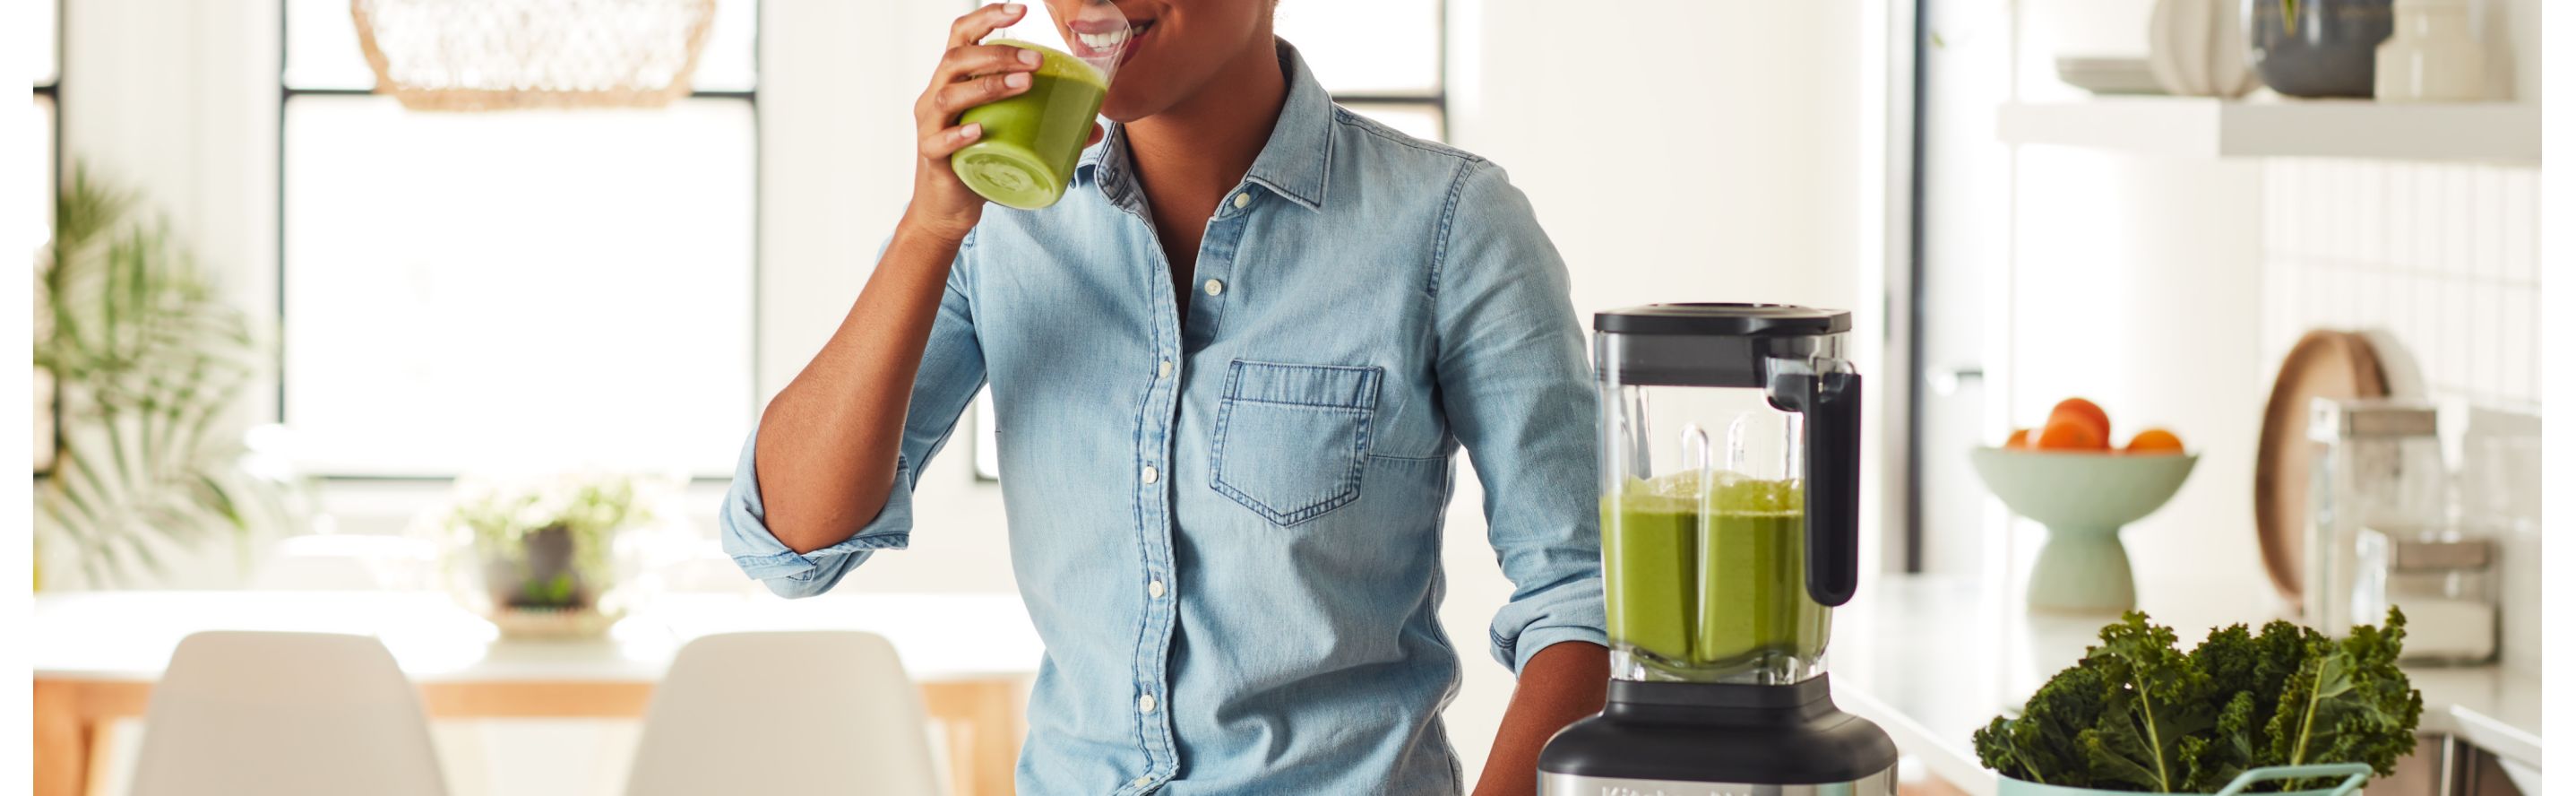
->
[952, 39, 1109, 211]
[1603, 474, 1830, 679]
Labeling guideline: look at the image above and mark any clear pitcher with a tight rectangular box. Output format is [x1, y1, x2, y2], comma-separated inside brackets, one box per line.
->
[1595, 304, 1863, 684]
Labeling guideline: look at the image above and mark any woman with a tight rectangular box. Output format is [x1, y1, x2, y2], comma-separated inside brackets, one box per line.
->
[721, 2, 1606, 793]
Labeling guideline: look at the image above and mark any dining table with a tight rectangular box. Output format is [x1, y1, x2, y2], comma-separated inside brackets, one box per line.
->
[30, 589, 1047, 796]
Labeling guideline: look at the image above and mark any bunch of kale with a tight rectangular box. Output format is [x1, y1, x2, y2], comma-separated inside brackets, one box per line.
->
[1974, 609, 2423, 792]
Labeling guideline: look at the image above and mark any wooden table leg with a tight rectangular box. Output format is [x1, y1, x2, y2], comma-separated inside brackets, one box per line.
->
[921, 679, 1023, 796]
[34, 680, 90, 796]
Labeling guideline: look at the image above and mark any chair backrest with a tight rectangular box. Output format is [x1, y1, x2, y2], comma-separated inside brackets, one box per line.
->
[130, 630, 448, 796]
[625, 631, 944, 796]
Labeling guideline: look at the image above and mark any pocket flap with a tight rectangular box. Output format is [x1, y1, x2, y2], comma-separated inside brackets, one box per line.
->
[1224, 360, 1382, 410]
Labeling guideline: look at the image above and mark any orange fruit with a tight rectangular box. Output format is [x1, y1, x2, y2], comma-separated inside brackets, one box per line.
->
[2035, 418, 2106, 451]
[2048, 398, 2112, 444]
[2125, 428, 2184, 454]
[2004, 428, 2034, 449]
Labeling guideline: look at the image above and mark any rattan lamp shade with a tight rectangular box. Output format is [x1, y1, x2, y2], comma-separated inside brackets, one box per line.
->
[352, 0, 719, 111]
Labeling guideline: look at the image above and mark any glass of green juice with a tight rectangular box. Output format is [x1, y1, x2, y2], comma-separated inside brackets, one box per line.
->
[1603, 471, 1831, 683]
[952, 0, 1129, 211]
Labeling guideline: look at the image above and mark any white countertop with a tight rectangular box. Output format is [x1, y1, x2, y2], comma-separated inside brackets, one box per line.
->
[30, 590, 1046, 684]
[1826, 575, 2544, 796]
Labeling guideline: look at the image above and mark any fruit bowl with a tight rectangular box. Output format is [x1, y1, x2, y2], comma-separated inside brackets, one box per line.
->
[1969, 446, 2198, 613]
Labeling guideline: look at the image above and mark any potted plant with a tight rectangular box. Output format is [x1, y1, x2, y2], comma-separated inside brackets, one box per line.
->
[427, 472, 662, 638]
[1974, 610, 2423, 794]
[34, 168, 304, 588]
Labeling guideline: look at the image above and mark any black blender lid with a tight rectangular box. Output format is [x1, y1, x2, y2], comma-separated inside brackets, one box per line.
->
[1595, 303, 1850, 335]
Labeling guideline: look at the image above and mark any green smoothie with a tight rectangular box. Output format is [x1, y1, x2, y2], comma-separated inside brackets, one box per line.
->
[952, 39, 1109, 210]
[1603, 473, 1830, 680]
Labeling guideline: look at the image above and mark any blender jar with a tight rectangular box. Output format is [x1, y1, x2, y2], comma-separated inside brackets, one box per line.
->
[1596, 304, 1863, 684]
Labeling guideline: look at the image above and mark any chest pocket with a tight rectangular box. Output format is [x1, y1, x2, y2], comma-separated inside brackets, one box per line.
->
[1210, 360, 1383, 527]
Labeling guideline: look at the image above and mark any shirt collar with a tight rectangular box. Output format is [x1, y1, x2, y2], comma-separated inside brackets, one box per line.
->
[1077, 38, 1335, 212]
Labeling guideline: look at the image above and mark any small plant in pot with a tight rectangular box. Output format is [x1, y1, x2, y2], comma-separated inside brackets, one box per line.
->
[426, 472, 663, 639]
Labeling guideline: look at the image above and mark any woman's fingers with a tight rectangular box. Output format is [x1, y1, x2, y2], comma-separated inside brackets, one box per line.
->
[1087, 123, 1105, 148]
[918, 45, 1039, 130]
[947, 2, 1027, 48]
[919, 123, 986, 161]
[931, 70, 1034, 118]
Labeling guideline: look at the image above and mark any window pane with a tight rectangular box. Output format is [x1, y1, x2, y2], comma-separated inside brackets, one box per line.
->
[1340, 101, 1444, 143]
[282, 96, 754, 475]
[289, 0, 756, 92]
[34, 0, 57, 85]
[1273, 0, 1439, 95]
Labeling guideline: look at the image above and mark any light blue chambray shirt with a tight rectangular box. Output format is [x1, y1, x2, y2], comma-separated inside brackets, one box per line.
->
[721, 40, 1605, 795]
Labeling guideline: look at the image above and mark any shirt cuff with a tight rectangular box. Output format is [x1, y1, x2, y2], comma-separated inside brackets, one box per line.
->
[718, 425, 918, 599]
[1488, 575, 1608, 674]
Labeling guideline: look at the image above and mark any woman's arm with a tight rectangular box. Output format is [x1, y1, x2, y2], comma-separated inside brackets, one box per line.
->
[1477, 642, 1608, 796]
[752, 3, 1052, 553]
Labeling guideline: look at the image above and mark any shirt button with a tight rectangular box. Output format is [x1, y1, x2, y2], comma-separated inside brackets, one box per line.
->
[1139, 693, 1158, 714]
[1133, 775, 1152, 788]
[1158, 359, 1172, 378]
[1202, 279, 1224, 296]
[1232, 192, 1251, 209]
[1148, 579, 1167, 598]
[1141, 465, 1159, 484]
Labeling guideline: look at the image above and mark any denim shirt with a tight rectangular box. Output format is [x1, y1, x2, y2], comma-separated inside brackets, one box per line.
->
[721, 40, 1605, 795]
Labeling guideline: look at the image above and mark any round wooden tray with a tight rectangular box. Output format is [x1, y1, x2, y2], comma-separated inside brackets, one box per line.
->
[2253, 330, 2387, 603]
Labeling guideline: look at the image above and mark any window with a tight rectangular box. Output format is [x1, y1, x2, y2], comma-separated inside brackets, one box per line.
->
[33, 0, 60, 472]
[280, 0, 758, 477]
[1275, 0, 1446, 142]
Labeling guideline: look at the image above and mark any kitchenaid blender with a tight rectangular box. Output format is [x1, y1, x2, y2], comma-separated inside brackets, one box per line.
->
[1538, 303, 1897, 795]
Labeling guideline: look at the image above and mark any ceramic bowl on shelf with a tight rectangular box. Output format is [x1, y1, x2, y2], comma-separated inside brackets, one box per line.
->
[1969, 447, 2199, 613]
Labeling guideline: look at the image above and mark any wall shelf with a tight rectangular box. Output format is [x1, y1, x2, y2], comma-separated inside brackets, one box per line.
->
[1996, 98, 2539, 162]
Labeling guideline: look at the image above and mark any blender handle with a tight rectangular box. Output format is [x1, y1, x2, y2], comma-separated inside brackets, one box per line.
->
[1802, 370, 1862, 606]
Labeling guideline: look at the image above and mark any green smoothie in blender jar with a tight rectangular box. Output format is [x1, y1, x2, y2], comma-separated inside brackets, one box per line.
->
[1605, 473, 1828, 679]
[952, 40, 1109, 211]
[1693, 476, 1829, 672]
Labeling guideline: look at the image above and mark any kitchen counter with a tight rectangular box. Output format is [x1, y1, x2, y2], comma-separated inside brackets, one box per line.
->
[1826, 575, 2544, 796]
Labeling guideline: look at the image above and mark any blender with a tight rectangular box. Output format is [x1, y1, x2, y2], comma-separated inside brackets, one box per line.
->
[1538, 304, 1897, 795]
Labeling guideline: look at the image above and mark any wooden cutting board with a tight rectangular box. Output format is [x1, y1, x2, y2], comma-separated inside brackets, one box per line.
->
[2253, 330, 2388, 603]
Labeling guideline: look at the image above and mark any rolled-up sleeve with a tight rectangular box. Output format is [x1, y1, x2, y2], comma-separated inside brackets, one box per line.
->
[719, 252, 987, 599]
[1433, 161, 1608, 674]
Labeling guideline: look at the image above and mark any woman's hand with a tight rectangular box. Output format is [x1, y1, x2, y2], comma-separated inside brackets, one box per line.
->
[902, 3, 1099, 241]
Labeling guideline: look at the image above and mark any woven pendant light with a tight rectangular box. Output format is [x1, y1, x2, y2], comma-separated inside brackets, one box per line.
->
[351, 0, 719, 111]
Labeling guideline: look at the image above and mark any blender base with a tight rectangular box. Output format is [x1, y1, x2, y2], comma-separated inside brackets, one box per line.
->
[1536, 677, 1899, 796]
[1538, 766, 1896, 796]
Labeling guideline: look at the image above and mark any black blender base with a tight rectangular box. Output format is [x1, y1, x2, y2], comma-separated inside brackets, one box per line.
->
[1536, 676, 1899, 795]
[1538, 767, 1895, 796]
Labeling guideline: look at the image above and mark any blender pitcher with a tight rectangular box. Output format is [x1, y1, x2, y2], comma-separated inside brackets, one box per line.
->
[1595, 304, 1863, 684]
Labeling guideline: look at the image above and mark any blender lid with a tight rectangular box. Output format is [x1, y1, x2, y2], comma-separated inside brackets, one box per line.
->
[1595, 304, 1851, 336]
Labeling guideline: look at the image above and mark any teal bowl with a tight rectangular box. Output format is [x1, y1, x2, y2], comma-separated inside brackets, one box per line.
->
[1996, 763, 2370, 796]
[1969, 447, 2198, 613]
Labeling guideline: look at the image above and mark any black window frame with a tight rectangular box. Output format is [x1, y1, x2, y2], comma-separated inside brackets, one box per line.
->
[34, 0, 64, 477]
[275, 3, 762, 482]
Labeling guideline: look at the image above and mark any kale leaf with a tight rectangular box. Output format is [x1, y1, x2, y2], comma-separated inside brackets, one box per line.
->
[1975, 609, 2422, 792]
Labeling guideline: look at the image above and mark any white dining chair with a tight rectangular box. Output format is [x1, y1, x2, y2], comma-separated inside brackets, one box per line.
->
[625, 631, 946, 796]
[128, 630, 448, 796]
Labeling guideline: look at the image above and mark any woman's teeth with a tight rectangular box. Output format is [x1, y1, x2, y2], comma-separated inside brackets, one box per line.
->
[1076, 28, 1131, 50]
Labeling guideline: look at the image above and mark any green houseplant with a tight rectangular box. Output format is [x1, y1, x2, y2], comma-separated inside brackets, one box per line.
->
[426, 472, 660, 638]
[34, 168, 295, 587]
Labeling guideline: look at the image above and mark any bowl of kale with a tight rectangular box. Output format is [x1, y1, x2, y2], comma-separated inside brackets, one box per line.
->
[1975, 609, 2423, 795]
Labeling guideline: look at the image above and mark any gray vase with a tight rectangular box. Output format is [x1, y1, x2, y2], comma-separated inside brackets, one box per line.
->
[2245, 0, 2394, 97]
